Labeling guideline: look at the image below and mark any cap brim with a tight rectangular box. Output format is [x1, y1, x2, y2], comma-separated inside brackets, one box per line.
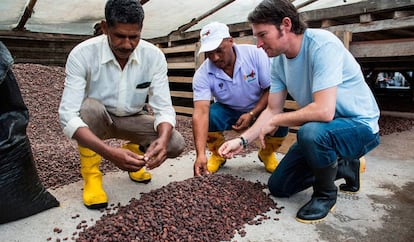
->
[198, 38, 223, 55]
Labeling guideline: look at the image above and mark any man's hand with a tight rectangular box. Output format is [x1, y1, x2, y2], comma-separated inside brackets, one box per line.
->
[218, 138, 244, 159]
[232, 113, 254, 131]
[259, 119, 279, 148]
[142, 138, 168, 170]
[193, 154, 210, 176]
[107, 147, 146, 171]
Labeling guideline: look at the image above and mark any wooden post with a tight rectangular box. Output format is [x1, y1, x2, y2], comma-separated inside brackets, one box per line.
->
[194, 42, 205, 70]
[334, 30, 353, 50]
[13, 0, 37, 31]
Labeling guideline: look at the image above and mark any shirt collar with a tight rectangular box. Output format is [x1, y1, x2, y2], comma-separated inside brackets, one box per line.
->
[207, 44, 241, 82]
[100, 36, 139, 65]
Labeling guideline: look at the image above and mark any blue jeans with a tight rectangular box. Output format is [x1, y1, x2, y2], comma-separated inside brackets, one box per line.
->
[268, 118, 380, 197]
[208, 102, 289, 137]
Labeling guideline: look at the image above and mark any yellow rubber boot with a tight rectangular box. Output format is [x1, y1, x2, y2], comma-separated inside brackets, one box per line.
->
[258, 136, 285, 173]
[122, 143, 152, 183]
[206, 132, 226, 173]
[360, 156, 366, 173]
[79, 146, 108, 209]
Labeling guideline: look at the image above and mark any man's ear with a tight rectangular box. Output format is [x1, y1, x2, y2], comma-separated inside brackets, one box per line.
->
[101, 20, 108, 35]
[281, 17, 292, 32]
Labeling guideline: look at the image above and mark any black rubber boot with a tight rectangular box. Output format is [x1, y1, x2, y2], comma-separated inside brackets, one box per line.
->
[336, 158, 360, 193]
[296, 162, 338, 224]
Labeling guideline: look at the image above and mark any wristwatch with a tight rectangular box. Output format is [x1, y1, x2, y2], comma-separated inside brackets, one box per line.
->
[239, 136, 248, 149]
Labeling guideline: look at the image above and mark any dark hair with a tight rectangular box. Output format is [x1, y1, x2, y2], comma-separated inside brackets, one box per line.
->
[248, 0, 307, 34]
[105, 0, 144, 27]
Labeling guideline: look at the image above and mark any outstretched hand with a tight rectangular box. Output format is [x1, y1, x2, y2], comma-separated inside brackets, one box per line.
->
[193, 155, 210, 176]
[258, 121, 278, 148]
[218, 138, 243, 159]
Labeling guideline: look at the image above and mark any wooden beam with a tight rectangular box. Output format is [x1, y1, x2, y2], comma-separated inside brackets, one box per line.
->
[169, 76, 193, 84]
[233, 36, 255, 45]
[334, 31, 353, 49]
[13, 0, 38, 31]
[321, 19, 339, 28]
[350, 38, 414, 58]
[393, 10, 414, 18]
[360, 13, 374, 23]
[170, 91, 193, 99]
[167, 62, 195, 69]
[325, 15, 414, 34]
[300, 0, 414, 22]
[161, 43, 196, 54]
[174, 106, 194, 115]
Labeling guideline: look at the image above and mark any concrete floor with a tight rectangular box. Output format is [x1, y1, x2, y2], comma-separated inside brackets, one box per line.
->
[0, 129, 413, 242]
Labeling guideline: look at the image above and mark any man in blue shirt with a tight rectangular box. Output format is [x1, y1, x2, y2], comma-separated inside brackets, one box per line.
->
[192, 22, 288, 176]
[219, 0, 380, 223]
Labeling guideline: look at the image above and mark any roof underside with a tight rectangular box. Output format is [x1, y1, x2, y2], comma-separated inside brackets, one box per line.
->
[0, 0, 364, 39]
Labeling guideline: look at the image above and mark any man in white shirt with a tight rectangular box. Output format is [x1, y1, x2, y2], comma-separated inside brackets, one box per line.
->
[58, 0, 184, 209]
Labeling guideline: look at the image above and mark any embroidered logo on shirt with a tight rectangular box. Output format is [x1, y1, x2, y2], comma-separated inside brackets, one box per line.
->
[218, 83, 224, 89]
[243, 70, 256, 82]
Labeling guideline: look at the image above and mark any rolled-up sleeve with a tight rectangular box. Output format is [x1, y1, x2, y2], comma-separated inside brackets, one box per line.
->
[58, 50, 88, 138]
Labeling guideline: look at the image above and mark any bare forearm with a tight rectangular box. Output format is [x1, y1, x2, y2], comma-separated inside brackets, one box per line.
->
[73, 127, 112, 158]
[192, 113, 209, 156]
[240, 107, 274, 143]
[269, 101, 335, 128]
[250, 88, 269, 117]
[156, 122, 173, 146]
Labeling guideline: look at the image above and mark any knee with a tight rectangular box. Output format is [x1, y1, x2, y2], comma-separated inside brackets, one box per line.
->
[297, 122, 329, 148]
[80, 98, 107, 123]
[167, 131, 185, 158]
[268, 174, 293, 198]
[208, 110, 221, 130]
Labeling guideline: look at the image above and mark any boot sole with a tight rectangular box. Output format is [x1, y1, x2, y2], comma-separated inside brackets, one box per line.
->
[84, 202, 108, 210]
[295, 205, 336, 224]
[129, 177, 152, 184]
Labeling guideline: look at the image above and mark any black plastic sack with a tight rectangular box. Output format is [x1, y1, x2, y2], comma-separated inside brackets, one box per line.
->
[0, 41, 59, 224]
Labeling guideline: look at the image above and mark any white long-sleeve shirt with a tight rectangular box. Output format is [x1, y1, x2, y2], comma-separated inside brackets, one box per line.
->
[58, 35, 176, 138]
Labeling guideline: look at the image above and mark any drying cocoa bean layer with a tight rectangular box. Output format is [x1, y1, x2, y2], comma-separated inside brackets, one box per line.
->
[12, 63, 414, 190]
[76, 174, 280, 241]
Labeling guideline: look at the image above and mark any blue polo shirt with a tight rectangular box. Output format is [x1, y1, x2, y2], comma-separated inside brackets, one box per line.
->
[270, 28, 380, 134]
[193, 44, 270, 113]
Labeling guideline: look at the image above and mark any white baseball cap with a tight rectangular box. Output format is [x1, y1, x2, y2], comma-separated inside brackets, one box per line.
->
[198, 22, 231, 55]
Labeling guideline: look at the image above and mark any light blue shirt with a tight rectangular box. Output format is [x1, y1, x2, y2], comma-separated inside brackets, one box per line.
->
[270, 28, 379, 133]
[59, 35, 176, 138]
[193, 44, 270, 113]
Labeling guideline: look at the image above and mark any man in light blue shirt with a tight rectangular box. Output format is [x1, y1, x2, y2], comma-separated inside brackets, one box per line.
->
[192, 22, 288, 176]
[219, 0, 380, 223]
[58, 0, 184, 209]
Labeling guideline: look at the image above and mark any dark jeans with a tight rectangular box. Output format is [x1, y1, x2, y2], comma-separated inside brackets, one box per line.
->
[268, 118, 380, 197]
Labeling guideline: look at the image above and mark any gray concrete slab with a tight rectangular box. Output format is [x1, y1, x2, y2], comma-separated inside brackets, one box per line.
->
[0, 130, 413, 242]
